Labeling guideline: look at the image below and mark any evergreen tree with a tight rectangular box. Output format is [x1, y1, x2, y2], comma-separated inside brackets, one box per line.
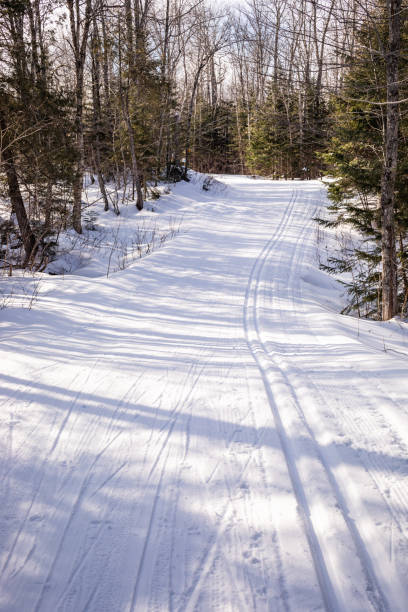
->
[322, 9, 408, 318]
[247, 81, 330, 179]
[192, 99, 239, 174]
[0, 0, 75, 265]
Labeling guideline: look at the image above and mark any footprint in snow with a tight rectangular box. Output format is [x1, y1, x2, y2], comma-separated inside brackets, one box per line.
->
[29, 514, 43, 522]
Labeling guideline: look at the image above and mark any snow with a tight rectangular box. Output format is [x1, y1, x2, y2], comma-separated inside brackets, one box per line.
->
[1, 175, 408, 611]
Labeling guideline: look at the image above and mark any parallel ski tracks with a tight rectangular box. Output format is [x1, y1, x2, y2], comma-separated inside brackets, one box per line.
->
[282, 193, 408, 602]
[270, 192, 393, 610]
[282, 188, 408, 548]
[243, 187, 390, 612]
[129, 351, 213, 612]
[174, 338, 291, 610]
[243, 189, 337, 611]
[291, 206, 408, 542]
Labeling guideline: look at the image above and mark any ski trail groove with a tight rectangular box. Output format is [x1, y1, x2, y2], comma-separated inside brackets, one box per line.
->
[0, 367, 91, 579]
[129, 453, 169, 612]
[292, 194, 408, 535]
[276, 191, 408, 607]
[262, 194, 390, 610]
[243, 188, 389, 612]
[33, 429, 123, 611]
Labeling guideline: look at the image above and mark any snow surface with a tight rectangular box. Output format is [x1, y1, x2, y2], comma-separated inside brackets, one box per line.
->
[1, 175, 408, 611]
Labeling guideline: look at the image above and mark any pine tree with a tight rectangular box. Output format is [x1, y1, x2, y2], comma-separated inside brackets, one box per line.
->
[192, 99, 239, 174]
[0, 0, 75, 265]
[322, 8, 408, 318]
[247, 81, 330, 179]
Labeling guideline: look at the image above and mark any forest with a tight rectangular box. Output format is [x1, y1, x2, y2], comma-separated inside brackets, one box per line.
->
[0, 0, 407, 320]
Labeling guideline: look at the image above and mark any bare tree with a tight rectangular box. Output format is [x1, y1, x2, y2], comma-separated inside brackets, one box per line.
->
[182, 5, 229, 178]
[66, 0, 93, 234]
[90, 13, 113, 213]
[118, 16, 144, 210]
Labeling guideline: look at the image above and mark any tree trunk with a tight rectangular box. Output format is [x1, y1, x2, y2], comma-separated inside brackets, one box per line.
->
[67, 0, 93, 235]
[125, 0, 135, 73]
[184, 60, 207, 179]
[156, 0, 170, 177]
[118, 17, 143, 210]
[91, 21, 111, 212]
[381, 0, 402, 320]
[120, 87, 144, 210]
[0, 112, 37, 265]
[72, 109, 84, 234]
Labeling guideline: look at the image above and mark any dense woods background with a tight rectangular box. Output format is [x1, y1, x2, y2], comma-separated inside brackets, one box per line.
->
[0, 0, 407, 320]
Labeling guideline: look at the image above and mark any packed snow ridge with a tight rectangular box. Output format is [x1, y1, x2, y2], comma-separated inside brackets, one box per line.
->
[1, 175, 408, 612]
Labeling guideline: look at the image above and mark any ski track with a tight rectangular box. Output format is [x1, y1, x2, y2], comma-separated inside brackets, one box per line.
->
[243, 188, 341, 611]
[292, 205, 408, 543]
[0, 177, 407, 611]
[252, 190, 387, 611]
[252, 186, 408, 610]
[295, 195, 408, 570]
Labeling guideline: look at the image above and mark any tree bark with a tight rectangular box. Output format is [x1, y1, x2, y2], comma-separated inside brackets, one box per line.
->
[381, 0, 402, 320]
[156, 0, 171, 177]
[184, 59, 208, 179]
[118, 19, 143, 210]
[67, 0, 93, 234]
[120, 88, 144, 210]
[91, 20, 111, 213]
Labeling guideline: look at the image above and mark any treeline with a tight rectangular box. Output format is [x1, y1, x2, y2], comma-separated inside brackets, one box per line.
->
[0, 0, 407, 320]
[0, 0, 345, 256]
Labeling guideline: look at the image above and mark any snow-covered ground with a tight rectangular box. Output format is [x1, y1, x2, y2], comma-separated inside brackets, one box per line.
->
[1, 175, 408, 611]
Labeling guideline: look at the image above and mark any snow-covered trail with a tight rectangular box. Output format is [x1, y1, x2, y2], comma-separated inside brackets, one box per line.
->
[1, 177, 408, 611]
